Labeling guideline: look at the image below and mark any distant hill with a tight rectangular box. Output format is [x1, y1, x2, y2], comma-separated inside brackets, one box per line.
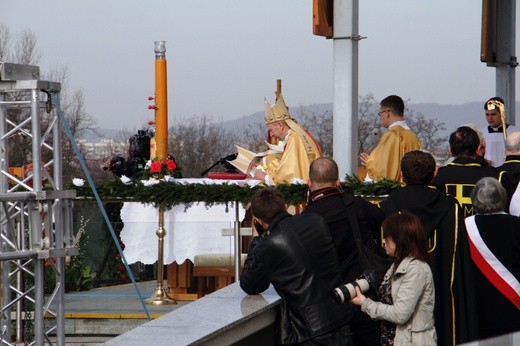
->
[411, 102, 488, 133]
[220, 101, 520, 137]
[219, 103, 333, 133]
[95, 101, 520, 140]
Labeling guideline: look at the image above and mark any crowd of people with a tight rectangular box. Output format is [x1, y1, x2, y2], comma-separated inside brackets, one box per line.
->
[238, 92, 520, 345]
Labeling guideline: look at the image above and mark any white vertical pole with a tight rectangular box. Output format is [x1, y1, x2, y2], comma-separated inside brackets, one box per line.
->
[495, 0, 516, 124]
[333, 0, 359, 179]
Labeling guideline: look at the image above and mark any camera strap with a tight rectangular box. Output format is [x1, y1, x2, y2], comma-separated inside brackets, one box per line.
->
[344, 196, 393, 286]
[344, 198, 371, 271]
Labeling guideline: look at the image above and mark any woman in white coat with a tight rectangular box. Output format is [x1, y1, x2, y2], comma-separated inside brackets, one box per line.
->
[351, 212, 437, 346]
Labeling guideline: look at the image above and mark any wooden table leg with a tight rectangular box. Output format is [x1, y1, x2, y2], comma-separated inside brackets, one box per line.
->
[167, 260, 198, 301]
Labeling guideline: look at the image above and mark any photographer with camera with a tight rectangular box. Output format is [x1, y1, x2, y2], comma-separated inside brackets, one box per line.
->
[350, 212, 437, 346]
[303, 157, 386, 346]
[379, 150, 469, 345]
[240, 187, 352, 345]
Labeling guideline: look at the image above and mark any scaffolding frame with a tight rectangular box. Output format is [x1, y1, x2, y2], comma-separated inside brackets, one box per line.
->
[0, 62, 77, 346]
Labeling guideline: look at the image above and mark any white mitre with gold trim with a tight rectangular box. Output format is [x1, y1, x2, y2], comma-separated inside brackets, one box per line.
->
[263, 93, 322, 157]
[264, 94, 292, 124]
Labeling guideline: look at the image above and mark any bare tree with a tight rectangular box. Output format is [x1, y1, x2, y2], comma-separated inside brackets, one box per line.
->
[43, 62, 102, 183]
[358, 93, 383, 155]
[169, 115, 239, 177]
[239, 122, 269, 153]
[63, 90, 100, 138]
[406, 110, 448, 151]
[298, 106, 333, 157]
[111, 128, 134, 156]
[13, 28, 41, 65]
[0, 24, 11, 61]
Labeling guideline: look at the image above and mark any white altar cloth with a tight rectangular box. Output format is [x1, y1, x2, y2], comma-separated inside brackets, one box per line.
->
[120, 201, 247, 265]
[120, 178, 255, 264]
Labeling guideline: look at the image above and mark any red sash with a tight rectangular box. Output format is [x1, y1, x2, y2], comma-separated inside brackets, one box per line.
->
[465, 216, 520, 309]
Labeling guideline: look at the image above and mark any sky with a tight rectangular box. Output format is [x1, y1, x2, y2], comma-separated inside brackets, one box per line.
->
[2, 1, 519, 131]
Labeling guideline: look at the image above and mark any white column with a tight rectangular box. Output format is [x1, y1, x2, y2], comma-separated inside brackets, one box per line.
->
[333, 0, 360, 178]
[495, 0, 516, 124]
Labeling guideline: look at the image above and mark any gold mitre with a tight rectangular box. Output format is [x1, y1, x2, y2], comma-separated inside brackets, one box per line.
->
[264, 94, 292, 124]
[486, 99, 505, 114]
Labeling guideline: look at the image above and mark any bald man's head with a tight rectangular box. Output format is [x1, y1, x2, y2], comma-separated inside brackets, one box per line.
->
[308, 157, 339, 191]
[505, 131, 520, 155]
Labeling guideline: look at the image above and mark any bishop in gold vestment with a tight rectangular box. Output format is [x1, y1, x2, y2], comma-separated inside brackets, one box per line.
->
[252, 93, 321, 185]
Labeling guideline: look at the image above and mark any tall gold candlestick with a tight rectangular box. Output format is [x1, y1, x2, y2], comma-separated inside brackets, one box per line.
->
[146, 209, 175, 305]
[146, 41, 176, 305]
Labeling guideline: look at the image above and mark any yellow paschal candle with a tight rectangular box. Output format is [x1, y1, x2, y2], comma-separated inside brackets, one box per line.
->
[154, 41, 168, 161]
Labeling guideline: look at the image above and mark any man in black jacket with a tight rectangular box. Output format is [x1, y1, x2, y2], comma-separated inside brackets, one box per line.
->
[240, 187, 352, 345]
[302, 157, 384, 346]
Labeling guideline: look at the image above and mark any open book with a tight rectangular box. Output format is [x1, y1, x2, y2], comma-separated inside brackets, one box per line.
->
[227, 144, 282, 175]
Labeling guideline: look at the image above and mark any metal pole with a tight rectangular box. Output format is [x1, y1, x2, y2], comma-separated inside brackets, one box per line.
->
[53, 99, 66, 346]
[34, 259, 44, 346]
[0, 91, 10, 342]
[233, 201, 241, 279]
[30, 89, 42, 192]
[15, 221, 21, 342]
[495, 0, 516, 125]
[30, 90, 42, 253]
[332, 0, 360, 178]
[30, 86, 44, 346]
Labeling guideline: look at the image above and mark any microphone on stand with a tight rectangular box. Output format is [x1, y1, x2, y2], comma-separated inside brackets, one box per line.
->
[200, 153, 239, 176]
[219, 153, 238, 164]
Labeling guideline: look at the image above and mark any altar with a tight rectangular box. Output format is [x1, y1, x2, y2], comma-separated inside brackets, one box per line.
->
[120, 202, 246, 265]
[119, 178, 253, 299]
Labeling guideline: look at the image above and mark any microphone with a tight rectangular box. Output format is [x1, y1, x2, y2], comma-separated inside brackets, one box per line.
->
[219, 153, 238, 164]
[201, 153, 239, 176]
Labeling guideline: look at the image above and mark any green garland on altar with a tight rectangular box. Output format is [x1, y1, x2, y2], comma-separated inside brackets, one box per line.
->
[341, 175, 402, 197]
[68, 175, 401, 210]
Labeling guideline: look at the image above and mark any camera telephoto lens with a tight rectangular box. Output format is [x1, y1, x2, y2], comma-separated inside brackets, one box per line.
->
[332, 278, 370, 304]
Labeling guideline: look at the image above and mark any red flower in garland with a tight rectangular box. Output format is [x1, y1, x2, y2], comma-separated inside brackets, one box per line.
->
[150, 161, 163, 173]
[166, 158, 177, 172]
[143, 156, 179, 179]
[148, 158, 177, 175]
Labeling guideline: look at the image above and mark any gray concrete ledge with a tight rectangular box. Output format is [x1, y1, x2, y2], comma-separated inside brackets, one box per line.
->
[105, 282, 281, 346]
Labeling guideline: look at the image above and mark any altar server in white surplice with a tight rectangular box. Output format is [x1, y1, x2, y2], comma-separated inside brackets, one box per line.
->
[481, 96, 520, 167]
